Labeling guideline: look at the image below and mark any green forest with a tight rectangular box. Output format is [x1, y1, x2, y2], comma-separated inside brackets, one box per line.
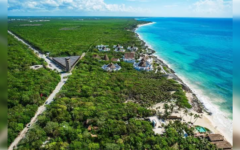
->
[8, 35, 60, 145]
[17, 54, 216, 149]
[8, 18, 148, 57]
[8, 17, 216, 149]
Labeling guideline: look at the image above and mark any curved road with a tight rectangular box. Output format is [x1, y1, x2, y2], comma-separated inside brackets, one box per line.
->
[8, 31, 85, 150]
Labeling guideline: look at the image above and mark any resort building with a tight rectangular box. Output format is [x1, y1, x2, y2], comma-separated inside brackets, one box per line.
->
[114, 47, 125, 52]
[212, 141, 232, 150]
[111, 58, 120, 62]
[127, 45, 138, 51]
[208, 134, 224, 142]
[207, 134, 232, 150]
[52, 56, 81, 72]
[123, 52, 135, 63]
[97, 44, 110, 52]
[133, 59, 153, 71]
[102, 63, 121, 72]
[103, 54, 109, 61]
[113, 44, 123, 49]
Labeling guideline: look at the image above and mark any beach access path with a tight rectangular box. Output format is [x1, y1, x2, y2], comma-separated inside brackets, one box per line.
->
[8, 31, 86, 150]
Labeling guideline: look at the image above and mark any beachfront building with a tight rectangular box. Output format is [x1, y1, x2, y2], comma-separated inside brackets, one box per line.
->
[127, 45, 138, 51]
[97, 44, 110, 52]
[113, 44, 125, 52]
[134, 58, 153, 71]
[123, 52, 135, 63]
[102, 63, 121, 72]
[139, 54, 153, 64]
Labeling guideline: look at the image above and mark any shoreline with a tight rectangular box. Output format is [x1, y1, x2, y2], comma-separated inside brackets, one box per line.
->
[134, 21, 232, 144]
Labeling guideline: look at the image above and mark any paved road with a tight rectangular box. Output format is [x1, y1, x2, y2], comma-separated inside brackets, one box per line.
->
[8, 31, 62, 72]
[8, 31, 85, 150]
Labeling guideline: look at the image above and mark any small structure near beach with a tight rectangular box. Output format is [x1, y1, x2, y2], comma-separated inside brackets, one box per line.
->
[102, 63, 121, 72]
[212, 141, 232, 150]
[97, 44, 110, 52]
[123, 52, 135, 63]
[208, 134, 224, 142]
[52, 56, 80, 72]
[134, 59, 153, 71]
[114, 44, 125, 52]
[127, 45, 138, 51]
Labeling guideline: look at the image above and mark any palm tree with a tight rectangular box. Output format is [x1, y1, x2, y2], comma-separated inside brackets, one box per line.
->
[193, 114, 200, 124]
[189, 113, 194, 123]
[184, 109, 188, 118]
[170, 104, 174, 113]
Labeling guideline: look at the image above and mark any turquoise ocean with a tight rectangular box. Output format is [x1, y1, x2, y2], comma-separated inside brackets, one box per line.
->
[136, 18, 232, 140]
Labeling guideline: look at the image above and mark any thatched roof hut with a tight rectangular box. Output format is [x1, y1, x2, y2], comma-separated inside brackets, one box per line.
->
[103, 54, 109, 61]
[208, 134, 224, 142]
[107, 63, 116, 69]
[212, 141, 232, 150]
[138, 60, 147, 67]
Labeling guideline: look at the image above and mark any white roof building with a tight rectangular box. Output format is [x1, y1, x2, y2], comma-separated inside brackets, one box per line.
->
[134, 59, 153, 71]
[114, 47, 125, 52]
[97, 44, 110, 52]
[127, 46, 138, 51]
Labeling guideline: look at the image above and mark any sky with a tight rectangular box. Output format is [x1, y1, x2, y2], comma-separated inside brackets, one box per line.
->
[8, 0, 233, 18]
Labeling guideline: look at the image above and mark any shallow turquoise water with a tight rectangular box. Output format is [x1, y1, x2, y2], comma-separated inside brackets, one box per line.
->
[136, 18, 232, 118]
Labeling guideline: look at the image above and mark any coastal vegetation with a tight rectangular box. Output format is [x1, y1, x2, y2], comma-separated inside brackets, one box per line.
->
[8, 35, 60, 145]
[17, 54, 215, 149]
[8, 17, 215, 149]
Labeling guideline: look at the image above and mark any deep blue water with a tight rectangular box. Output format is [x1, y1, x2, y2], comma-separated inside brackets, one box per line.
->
[136, 18, 233, 118]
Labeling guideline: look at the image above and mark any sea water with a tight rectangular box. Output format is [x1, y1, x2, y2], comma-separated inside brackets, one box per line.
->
[136, 18, 232, 141]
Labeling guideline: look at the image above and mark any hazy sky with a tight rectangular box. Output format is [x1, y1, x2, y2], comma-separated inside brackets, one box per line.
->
[8, 0, 232, 18]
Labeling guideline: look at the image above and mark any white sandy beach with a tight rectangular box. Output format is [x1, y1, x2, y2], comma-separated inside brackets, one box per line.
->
[136, 22, 232, 144]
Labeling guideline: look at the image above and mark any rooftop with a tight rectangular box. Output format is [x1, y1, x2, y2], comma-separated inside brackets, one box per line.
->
[124, 52, 135, 59]
[52, 56, 80, 68]
[208, 134, 224, 142]
[212, 141, 232, 149]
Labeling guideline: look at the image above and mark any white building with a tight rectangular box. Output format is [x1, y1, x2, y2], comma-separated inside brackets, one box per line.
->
[134, 59, 153, 71]
[114, 47, 125, 52]
[102, 63, 121, 72]
[127, 46, 138, 51]
[97, 45, 110, 52]
[113, 44, 123, 49]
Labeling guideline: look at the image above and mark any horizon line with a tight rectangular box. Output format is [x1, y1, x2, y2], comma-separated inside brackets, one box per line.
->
[7, 16, 233, 19]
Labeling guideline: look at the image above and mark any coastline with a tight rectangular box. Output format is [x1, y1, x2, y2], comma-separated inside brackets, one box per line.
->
[134, 22, 232, 144]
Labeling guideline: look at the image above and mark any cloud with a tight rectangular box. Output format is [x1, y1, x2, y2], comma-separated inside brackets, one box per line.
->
[191, 0, 232, 17]
[8, 0, 149, 13]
